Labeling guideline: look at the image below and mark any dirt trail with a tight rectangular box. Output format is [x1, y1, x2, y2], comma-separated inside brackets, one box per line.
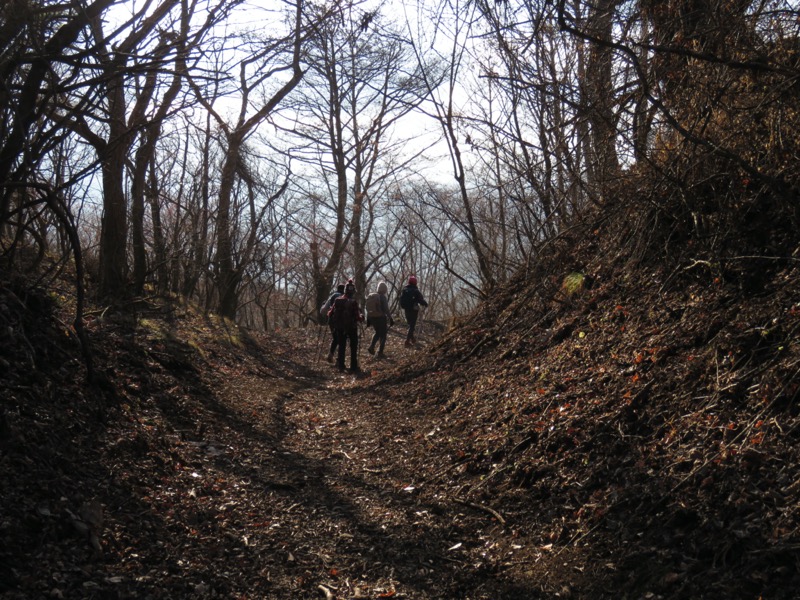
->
[209, 337, 545, 600]
[0, 312, 577, 599]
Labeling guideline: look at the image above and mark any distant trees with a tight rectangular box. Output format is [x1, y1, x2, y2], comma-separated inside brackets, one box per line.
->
[387, 180, 483, 313]
[281, 0, 432, 319]
[187, 0, 305, 319]
[1, 0, 797, 330]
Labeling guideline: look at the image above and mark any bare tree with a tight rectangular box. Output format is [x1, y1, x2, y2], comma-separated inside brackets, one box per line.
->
[188, 0, 307, 319]
[0, 0, 117, 224]
[282, 0, 433, 319]
[129, 0, 212, 295]
[405, 0, 498, 292]
[78, 0, 194, 298]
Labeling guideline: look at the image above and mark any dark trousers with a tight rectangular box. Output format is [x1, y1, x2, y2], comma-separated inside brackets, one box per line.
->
[369, 316, 388, 355]
[404, 308, 419, 341]
[329, 324, 338, 354]
[336, 327, 359, 370]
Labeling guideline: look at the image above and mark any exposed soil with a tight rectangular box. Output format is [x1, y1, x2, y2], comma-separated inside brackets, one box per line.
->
[2, 301, 529, 600]
[2, 224, 800, 599]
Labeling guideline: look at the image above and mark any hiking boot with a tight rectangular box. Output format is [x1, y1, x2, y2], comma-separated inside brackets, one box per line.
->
[404, 339, 412, 347]
[367, 346, 375, 355]
[376, 352, 385, 359]
[326, 352, 334, 363]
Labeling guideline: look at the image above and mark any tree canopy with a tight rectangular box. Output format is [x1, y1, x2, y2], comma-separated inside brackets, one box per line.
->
[1, 0, 797, 327]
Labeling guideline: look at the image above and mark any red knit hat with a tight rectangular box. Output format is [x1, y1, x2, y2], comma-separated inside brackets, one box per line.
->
[408, 275, 417, 285]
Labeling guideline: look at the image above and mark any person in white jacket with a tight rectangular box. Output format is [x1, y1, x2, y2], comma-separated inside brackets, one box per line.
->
[366, 281, 393, 358]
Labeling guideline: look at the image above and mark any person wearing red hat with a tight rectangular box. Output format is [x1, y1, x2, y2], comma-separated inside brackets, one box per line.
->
[398, 275, 428, 346]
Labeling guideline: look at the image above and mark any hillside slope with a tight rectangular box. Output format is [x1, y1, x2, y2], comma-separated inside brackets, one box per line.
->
[370, 200, 800, 598]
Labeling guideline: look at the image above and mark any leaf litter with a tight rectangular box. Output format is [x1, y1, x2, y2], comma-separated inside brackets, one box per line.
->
[2, 234, 800, 598]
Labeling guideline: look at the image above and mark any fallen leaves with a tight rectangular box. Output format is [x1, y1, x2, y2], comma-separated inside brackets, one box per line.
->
[4, 247, 800, 599]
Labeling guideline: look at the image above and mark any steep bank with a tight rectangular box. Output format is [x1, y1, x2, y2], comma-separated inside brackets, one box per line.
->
[369, 197, 800, 598]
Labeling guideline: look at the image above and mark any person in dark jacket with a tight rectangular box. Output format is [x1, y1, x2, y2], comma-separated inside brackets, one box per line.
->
[323, 284, 345, 363]
[400, 275, 428, 347]
[327, 279, 364, 372]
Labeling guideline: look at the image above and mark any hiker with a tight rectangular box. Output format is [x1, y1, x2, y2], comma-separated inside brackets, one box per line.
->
[365, 281, 393, 358]
[327, 279, 363, 372]
[321, 283, 345, 363]
[399, 275, 428, 347]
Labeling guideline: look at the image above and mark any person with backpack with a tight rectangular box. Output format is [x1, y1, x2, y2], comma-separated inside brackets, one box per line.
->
[365, 281, 393, 358]
[321, 283, 345, 363]
[327, 279, 364, 372]
[399, 275, 428, 347]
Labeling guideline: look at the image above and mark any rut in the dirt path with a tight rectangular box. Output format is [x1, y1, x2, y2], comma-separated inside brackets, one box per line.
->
[249, 368, 549, 600]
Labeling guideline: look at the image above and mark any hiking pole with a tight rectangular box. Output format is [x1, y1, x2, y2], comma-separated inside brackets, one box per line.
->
[357, 321, 365, 367]
[315, 322, 326, 363]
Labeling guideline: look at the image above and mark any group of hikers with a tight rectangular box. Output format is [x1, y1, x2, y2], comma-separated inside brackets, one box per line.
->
[321, 275, 428, 373]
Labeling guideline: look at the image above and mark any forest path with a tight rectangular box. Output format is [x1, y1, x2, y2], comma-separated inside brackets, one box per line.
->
[205, 330, 545, 599]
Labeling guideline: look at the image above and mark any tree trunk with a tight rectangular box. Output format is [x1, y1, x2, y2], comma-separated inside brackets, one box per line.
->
[215, 136, 242, 319]
[97, 74, 130, 299]
[585, 0, 620, 200]
[148, 161, 169, 294]
[352, 192, 366, 302]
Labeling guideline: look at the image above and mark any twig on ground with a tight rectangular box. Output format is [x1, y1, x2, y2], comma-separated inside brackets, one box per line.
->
[452, 497, 506, 525]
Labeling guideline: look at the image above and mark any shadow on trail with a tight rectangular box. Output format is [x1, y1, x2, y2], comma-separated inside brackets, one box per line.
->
[136, 314, 540, 598]
[132, 319, 550, 597]
[201, 387, 546, 599]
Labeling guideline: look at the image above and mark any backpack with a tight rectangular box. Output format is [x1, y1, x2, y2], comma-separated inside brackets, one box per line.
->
[320, 292, 340, 322]
[329, 295, 356, 329]
[399, 286, 415, 310]
[365, 292, 382, 317]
